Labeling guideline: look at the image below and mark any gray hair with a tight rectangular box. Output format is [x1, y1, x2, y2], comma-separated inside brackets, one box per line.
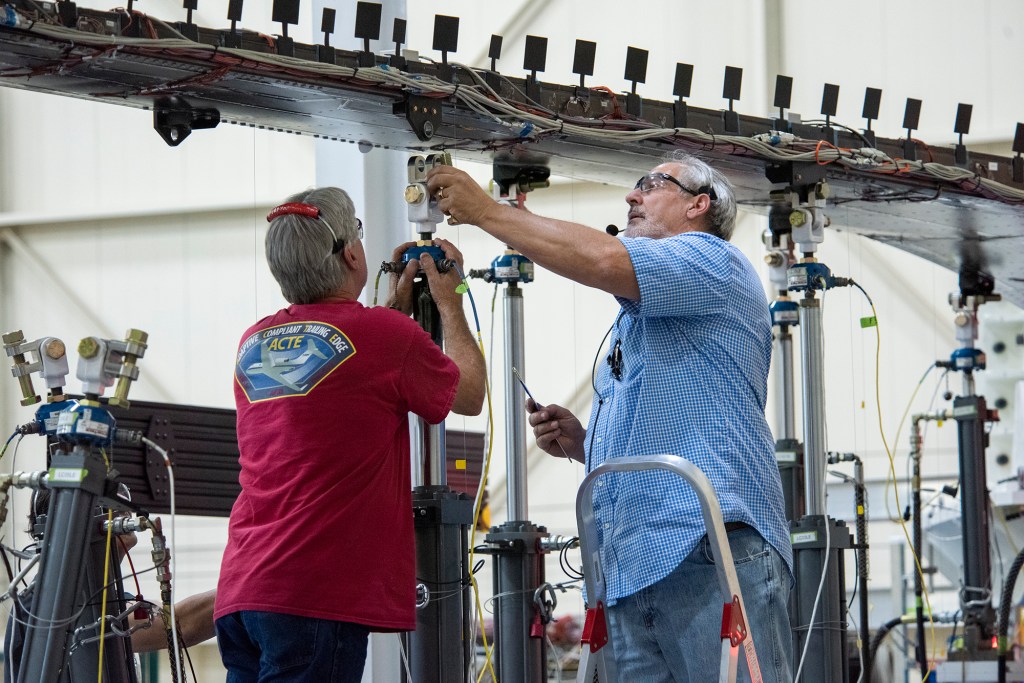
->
[265, 187, 359, 304]
[663, 151, 738, 241]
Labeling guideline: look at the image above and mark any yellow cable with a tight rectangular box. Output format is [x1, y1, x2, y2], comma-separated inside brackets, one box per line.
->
[864, 301, 937, 677]
[884, 366, 934, 522]
[372, 268, 384, 306]
[468, 330, 498, 683]
[95, 448, 116, 682]
[96, 508, 115, 682]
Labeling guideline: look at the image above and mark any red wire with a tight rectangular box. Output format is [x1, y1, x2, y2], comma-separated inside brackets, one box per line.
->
[117, 536, 143, 599]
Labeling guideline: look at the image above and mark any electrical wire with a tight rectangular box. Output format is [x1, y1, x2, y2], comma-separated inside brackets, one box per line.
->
[885, 364, 940, 522]
[1, 431, 17, 461]
[96, 508, 115, 682]
[116, 536, 143, 599]
[372, 266, 385, 306]
[399, 636, 414, 682]
[11, 15, 1023, 204]
[794, 289, 832, 683]
[141, 436, 181, 683]
[450, 265, 498, 683]
[851, 280, 937, 679]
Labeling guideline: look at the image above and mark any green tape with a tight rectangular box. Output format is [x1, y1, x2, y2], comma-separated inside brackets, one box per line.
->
[860, 316, 877, 328]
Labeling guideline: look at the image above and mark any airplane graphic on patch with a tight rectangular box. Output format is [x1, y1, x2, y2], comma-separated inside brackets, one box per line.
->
[234, 321, 356, 402]
[246, 338, 328, 391]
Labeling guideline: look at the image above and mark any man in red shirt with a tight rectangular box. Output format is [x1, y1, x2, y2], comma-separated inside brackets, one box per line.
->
[215, 187, 485, 683]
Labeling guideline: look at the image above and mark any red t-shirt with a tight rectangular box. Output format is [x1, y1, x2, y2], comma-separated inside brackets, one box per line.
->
[214, 300, 459, 631]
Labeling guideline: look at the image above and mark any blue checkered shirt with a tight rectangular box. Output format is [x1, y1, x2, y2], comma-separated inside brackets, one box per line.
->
[587, 231, 793, 604]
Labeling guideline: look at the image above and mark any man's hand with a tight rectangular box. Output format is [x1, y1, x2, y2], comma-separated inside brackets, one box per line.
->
[420, 238, 465, 315]
[384, 241, 419, 313]
[426, 166, 501, 227]
[526, 399, 585, 463]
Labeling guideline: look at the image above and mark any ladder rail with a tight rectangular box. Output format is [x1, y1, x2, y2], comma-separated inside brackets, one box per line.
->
[575, 454, 762, 683]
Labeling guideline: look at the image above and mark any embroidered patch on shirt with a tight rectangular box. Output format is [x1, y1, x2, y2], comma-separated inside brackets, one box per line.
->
[235, 322, 355, 402]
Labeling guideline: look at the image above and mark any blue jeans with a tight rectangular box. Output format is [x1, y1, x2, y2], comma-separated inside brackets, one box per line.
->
[606, 527, 793, 683]
[216, 611, 369, 683]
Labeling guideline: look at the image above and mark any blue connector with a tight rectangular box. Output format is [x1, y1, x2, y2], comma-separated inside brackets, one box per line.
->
[769, 299, 799, 326]
[56, 402, 117, 448]
[787, 262, 849, 292]
[488, 252, 534, 284]
[34, 399, 78, 436]
[950, 347, 986, 372]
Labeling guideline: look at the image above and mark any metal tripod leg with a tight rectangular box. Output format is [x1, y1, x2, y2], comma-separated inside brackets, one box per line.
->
[574, 454, 763, 683]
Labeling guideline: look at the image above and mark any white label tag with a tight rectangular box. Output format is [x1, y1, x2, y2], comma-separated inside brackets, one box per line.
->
[791, 531, 818, 545]
[776, 310, 799, 323]
[788, 271, 808, 288]
[50, 468, 87, 483]
[776, 451, 797, 463]
[78, 410, 110, 438]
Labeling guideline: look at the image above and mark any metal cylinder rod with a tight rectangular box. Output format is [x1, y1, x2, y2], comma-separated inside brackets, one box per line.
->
[503, 285, 528, 522]
[910, 419, 928, 678]
[852, 457, 871, 682]
[799, 295, 826, 515]
[778, 327, 796, 441]
[410, 280, 447, 488]
[963, 371, 975, 398]
[955, 394, 995, 638]
[489, 522, 547, 683]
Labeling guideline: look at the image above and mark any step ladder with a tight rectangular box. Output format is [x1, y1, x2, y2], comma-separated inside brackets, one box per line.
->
[575, 454, 763, 683]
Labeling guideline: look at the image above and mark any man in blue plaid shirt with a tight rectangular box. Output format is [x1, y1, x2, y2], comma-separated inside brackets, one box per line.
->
[428, 153, 793, 682]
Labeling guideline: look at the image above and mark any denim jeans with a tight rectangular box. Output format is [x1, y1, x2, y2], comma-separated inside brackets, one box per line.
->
[605, 526, 793, 683]
[216, 611, 369, 683]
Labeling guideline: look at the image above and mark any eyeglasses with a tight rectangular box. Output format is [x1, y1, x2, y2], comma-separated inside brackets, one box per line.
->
[634, 173, 717, 201]
[329, 218, 362, 254]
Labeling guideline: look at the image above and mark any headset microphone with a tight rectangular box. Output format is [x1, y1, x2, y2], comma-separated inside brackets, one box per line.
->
[605, 224, 620, 236]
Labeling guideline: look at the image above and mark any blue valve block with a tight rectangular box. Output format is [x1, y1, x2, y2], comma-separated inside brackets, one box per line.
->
[489, 252, 534, 284]
[402, 242, 447, 265]
[950, 347, 986, 372]
[34, 399, 78, 436]
[769, 299, 799, 326]
[56, 402, 116, 448]
[787, 262, 837, 292]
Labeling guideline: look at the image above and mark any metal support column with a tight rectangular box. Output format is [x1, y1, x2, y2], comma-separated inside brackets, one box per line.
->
[399, 153, 473, 683]
[767, 164, 852, 683]
[3, 329, 148, 683]
[764, 214, 804, 523]
[952, 393, 998, 652]
[791, 297, 852, 683]
[488, 281, 547, 683]
[941, 272, 1001, 666]
[472, 240, 549, 683]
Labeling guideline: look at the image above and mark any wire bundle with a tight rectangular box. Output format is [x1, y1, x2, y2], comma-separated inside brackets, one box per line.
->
[8, 16, 1024, 205]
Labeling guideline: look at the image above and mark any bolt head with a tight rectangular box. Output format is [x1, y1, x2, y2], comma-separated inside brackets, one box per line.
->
[404, 185, 425, 203]
[2, 330, 25, 345]
[45, 339, 66, 360]
[789, 211, 806, 228]
[125, 329, 148, 344]
[78, 337, 100, 358]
